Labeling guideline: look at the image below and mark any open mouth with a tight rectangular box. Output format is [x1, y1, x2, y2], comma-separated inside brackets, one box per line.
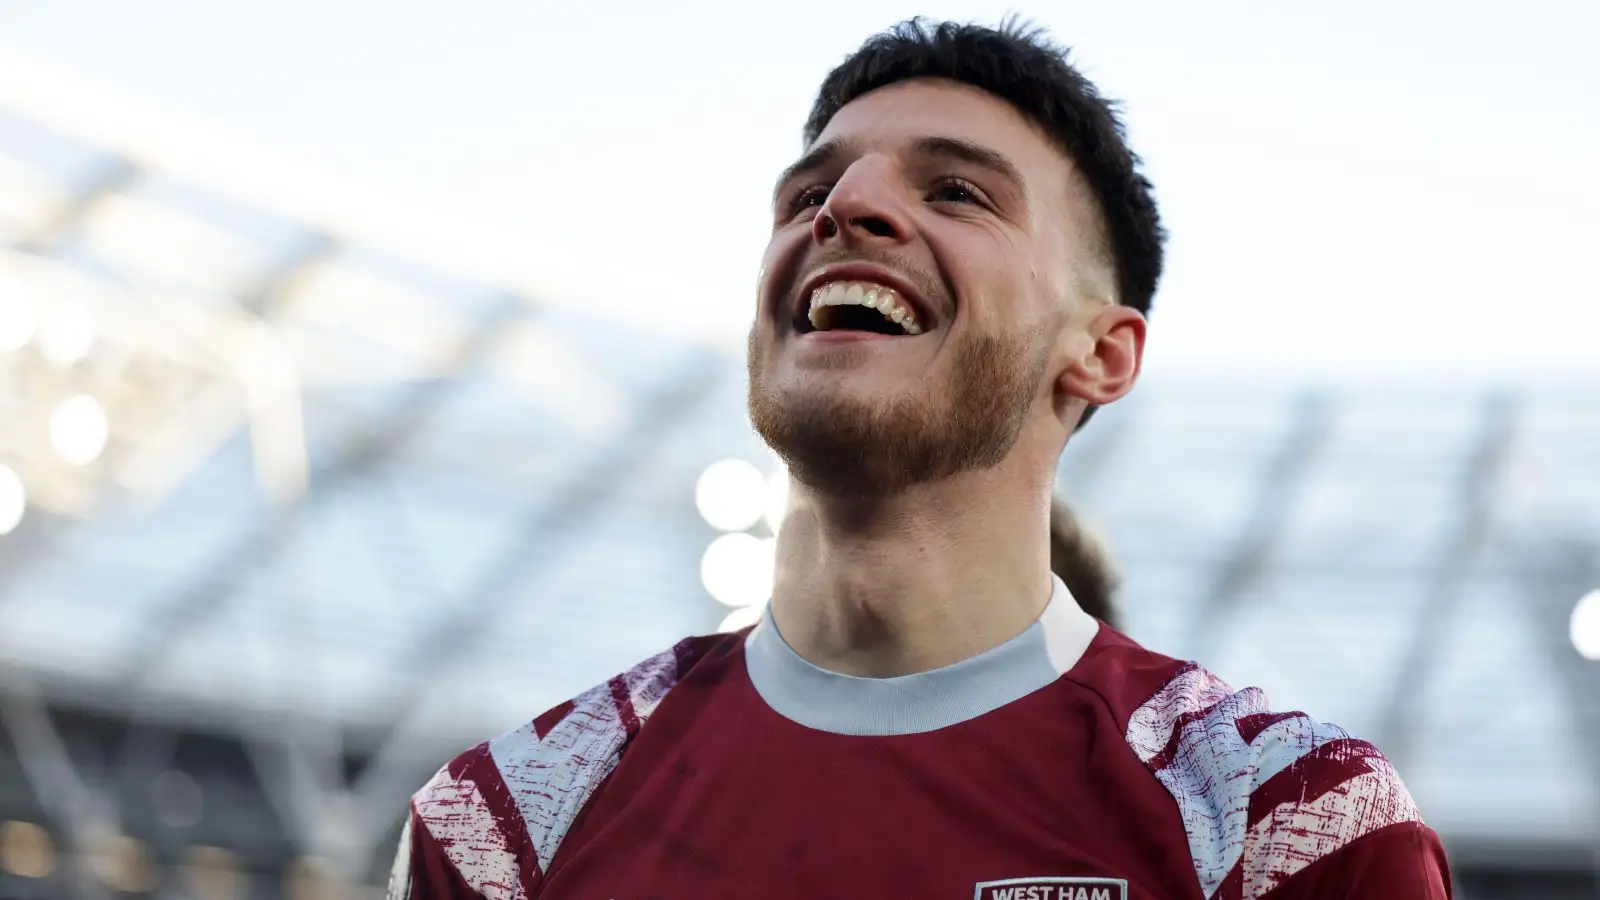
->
[794, 280, 926, 337]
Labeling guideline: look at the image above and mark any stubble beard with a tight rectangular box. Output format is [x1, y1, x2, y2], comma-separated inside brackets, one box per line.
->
[747, 328, 1050, 497]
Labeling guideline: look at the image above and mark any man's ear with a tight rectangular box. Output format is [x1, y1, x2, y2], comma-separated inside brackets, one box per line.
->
[1055, 305, 1145, 408]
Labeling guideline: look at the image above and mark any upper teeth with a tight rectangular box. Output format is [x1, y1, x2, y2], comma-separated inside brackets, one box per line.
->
[807, 281, 924, 335]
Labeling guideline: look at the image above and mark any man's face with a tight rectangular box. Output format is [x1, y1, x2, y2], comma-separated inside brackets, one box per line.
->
[748, 78, 1108, 495]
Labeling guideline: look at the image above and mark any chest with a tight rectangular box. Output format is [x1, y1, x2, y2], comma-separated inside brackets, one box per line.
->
[536, 695, 1202, 900]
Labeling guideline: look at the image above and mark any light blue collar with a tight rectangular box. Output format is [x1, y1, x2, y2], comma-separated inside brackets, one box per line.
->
[744, 575, 1098, 736]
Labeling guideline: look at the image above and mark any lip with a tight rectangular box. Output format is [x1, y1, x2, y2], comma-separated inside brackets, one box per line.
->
[799, 329, 899, 344]
[793, 263, 939, 334]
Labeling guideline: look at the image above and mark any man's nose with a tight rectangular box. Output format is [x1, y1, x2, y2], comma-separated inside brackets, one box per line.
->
[811, 158, 915, 247]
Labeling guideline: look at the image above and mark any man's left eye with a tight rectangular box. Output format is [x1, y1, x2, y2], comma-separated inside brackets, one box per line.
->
[930, 181, 979, 204]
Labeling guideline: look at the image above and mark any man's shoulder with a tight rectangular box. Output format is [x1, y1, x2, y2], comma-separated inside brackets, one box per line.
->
[402, 631, 736, 895]
[1127, 660, 1429, 899]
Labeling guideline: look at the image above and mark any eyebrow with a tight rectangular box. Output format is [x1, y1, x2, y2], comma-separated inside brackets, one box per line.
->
[911, 136, 1025, 193]
[772, 134, 1026, 201]
[773, 137, 854, 202]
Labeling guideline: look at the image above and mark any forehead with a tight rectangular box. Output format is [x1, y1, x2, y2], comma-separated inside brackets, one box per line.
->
[813, 78, 1070, 187]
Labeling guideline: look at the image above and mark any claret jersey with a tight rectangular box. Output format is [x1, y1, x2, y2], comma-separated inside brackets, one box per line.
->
[389, 577, 1452, 899]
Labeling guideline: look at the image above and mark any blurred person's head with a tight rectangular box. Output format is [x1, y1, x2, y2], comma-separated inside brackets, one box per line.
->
[1049, 498, 1120, 630]
[748, 18, 1164, 497]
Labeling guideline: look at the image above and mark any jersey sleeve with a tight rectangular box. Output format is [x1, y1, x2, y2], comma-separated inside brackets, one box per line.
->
[383, 740, 540, 900]
[386, 811, 486, 900]
[385, 636, 716, 900]
[1126, 663, 1454, 900]
[1259, 821, 1452, 899]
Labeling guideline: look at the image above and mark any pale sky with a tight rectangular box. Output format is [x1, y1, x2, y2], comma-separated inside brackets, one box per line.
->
[1, 0, 1596, 382]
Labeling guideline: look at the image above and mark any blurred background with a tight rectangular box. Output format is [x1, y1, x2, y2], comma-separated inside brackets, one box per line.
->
[0, 1, 1596, 897]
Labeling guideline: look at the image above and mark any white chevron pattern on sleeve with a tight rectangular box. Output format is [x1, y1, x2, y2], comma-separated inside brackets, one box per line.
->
[1127, 663, 1425, 900]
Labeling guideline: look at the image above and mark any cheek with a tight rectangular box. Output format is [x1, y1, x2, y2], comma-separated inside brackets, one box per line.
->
[1030, 217, 1084, 303]
[757, 227, 809, 308]
[1005, 234, 1074, 325]
[960, 231, 1042, 325]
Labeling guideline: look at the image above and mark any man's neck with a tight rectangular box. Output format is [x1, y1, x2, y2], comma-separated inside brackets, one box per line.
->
[769, 465, 1054, 679]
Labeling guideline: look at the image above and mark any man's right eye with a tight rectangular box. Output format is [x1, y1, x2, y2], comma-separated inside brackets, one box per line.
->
[789, 185, 831, 214]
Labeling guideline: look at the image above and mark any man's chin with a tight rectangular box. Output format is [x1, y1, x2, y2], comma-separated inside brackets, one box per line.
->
[750, 391, 928, 497]
[747, 325, 1049, 500]
[770, 439, 922, 498]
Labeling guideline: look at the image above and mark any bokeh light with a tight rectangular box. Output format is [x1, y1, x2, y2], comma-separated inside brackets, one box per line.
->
[700, 532, 775, 608]
[764, 468, 789, 535]
[1570, 590, 1600, 661]
[50, 393, 110, 465]
[90, 833, 159, 894]
[284, 855, 344, 900]
[694, 458, 766, 532]
[37, 300, 94, 365]
[183, 846, 243, 900]
[0, 466, 24, 536]
[0, 273, 40, 351]
[151, 769, 205, 829]
[0, 820, 55, 880]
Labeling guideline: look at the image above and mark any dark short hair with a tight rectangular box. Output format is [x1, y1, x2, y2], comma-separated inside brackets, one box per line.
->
[804, 18, 1166, 428]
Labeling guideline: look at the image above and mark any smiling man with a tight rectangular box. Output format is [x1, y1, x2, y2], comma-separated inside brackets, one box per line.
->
[390, 19, 1451, 900]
